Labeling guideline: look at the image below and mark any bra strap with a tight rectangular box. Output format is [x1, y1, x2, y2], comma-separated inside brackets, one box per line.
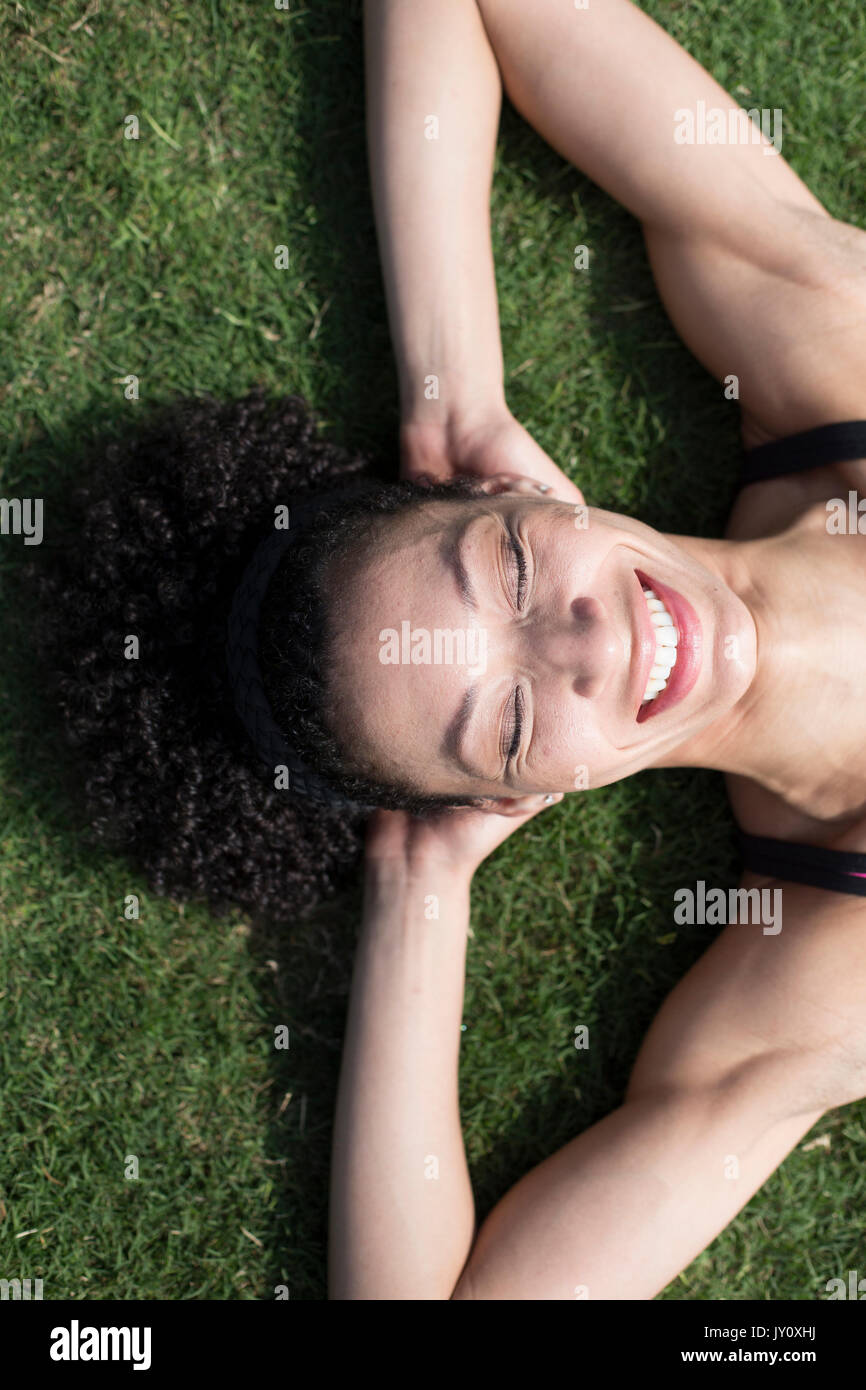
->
[741, 420, 866, 486]
[738, 830, 866, 898]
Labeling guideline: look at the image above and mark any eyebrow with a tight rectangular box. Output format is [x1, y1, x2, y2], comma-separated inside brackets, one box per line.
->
[442, 681, 483, 778]
[446, 518, 478, 613]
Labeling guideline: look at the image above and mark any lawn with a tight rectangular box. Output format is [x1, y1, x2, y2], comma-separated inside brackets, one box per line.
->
[1, 0, 864, 1300]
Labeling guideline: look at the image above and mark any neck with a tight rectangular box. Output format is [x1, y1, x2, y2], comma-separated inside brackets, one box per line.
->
[652, 529, 811, 797]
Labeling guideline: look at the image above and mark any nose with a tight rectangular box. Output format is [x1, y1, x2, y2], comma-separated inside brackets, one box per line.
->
[533, 595, 622, 698]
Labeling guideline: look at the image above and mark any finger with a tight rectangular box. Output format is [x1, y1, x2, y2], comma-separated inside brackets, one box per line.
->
[480, 792, 565, 818]
[475, 473, 554, 497]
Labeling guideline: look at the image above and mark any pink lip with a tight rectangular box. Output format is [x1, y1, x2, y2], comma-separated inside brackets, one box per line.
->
[633, 570, 702, 722]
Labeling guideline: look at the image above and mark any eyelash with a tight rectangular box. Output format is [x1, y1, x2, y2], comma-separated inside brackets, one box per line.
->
[504, 686, 525, 764]
[503, 528, 527, 764]
[509, 532, 528, 609]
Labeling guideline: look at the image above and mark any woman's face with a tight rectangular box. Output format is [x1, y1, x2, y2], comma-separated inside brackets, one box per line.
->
[325, 484, 756, 799]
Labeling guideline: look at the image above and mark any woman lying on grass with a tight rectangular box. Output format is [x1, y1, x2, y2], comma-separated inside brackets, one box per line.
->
[36, 0, 866, 1299]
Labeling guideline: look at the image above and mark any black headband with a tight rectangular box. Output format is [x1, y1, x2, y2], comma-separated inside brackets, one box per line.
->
[225, 491, 374, 814]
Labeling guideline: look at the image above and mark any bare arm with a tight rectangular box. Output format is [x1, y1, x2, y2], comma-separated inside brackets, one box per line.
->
[328, 793, 571, 1299]
[368, 0, 866, 463]
[364, 0, 585, 503]
[454, 875, 866, 1299]
[327, 857, 475, 1300]
[330, 809, 866, 1299]
[475, 0, 866, 446]
[364, 0, 505, 429]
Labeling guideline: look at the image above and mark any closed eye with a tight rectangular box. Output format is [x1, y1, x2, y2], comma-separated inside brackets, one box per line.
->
[503, 685, 525, 764]
[509, 529, 528, 609]
[501, 523, 528, 767]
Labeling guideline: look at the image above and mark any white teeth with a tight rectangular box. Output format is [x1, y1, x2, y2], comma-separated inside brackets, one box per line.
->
[640, 584, 679, 703]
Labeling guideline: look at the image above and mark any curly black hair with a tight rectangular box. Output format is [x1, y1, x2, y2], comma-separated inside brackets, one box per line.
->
[29, 389, 481, 925]
[257, 467, 484, 811]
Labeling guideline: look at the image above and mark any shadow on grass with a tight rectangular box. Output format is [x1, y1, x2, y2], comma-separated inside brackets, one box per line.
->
[0, 402, 141, 855]
[0, 394, 365, 1301]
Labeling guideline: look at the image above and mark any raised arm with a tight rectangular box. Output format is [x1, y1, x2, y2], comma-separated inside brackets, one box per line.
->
[364, 0, 585, 503]
[364, 0, 503, 428]
[452, 873, 866, 1299]
[328, 794, 565, 1300]
[329, 805, 866, 1299]
[474, 0, 866, 447]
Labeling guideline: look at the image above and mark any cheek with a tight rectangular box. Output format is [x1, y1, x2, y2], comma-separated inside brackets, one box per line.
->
[534, 702, 606, 784]
[549, 523, 604, 580]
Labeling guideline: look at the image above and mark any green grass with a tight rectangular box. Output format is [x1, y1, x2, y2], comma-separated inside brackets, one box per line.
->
[1, 0, 865, 1300]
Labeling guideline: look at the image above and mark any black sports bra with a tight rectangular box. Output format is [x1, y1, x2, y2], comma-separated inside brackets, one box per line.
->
[737, 418, 866, 895]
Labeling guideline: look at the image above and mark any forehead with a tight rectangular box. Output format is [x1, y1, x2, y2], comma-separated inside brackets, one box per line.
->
[325, 494, 475, 614]
[321, 496, 485, 786]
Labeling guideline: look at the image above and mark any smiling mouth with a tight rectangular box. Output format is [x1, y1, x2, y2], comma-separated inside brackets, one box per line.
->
[633, 569, 702, 722]
[637, 582, 678, 704]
